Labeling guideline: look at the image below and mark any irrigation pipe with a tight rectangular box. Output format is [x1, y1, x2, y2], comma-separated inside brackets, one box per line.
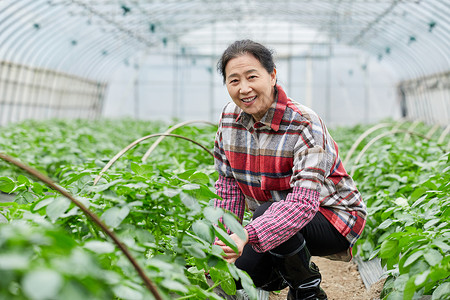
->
[349, 129, 444, 177]
[437, 124, 450, 144]
[142, 120, 216, 162]
[0, 153, 163, 300]
[343, 123, 392, 166]
[94, 133, 214, 185]
[426, 124, 441, 139]
[403, 121, 421, 142]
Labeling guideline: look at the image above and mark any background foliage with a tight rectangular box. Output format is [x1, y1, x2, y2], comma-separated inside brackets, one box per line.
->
[0, 119, 449, 299]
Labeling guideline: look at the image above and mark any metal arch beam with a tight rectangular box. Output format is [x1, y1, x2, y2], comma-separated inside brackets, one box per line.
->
[0, 3, 119, 121]
[0, 0, 146, 79]
[395, 1, 449, 60]
[344, 0, 448, 79]
[323, 0, 441, 78]
[0, 0, 55, 124]
[8, 5, 91, 121]
[0, 1, 145, 122]
[19, 5, 141, 79]
[70, 0, 157, 48]
[361, 10, 448, 79]
[80, 44, 137, 81]
[64, 32, 141, 80]
[363, 24, 434, 80]
[366, 31, 445, 124]
[349, 0, 401, 46]
[0, 1, 99, 122]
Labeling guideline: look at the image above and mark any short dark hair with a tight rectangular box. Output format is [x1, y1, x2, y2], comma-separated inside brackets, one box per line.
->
[217, 39, 276, 84]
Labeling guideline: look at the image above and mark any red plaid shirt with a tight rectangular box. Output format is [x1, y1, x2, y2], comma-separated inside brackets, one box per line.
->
[214, 85, 366, 252]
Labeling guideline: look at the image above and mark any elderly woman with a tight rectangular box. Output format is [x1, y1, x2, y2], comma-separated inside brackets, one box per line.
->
[213, 40, 367, 300]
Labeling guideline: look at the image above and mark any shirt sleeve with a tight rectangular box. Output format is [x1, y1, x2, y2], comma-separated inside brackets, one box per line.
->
[214, 175, 246, 223]
[213, 118, 246, 225]
[246, 121, 327, 252]
[245, 187, 319, 252]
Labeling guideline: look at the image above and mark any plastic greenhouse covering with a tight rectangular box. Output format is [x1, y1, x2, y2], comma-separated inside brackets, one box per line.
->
[0, 0, 448, 126]
[0, 1, 450, 300]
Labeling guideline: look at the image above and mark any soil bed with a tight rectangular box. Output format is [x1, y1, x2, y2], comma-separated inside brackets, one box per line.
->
[269, 256, 383, 300]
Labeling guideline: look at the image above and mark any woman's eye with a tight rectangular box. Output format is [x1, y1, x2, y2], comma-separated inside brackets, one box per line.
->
[229, 79, 238, 84]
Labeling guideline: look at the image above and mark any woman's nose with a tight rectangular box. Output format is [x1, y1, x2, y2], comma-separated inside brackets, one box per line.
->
[239, 81, 251, 94]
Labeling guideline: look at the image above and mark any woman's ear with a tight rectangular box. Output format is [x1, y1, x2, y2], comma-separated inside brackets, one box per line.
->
[271, 68, 277, 86]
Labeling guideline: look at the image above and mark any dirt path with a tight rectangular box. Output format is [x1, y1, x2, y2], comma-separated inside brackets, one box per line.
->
[269, 256, 384, 300]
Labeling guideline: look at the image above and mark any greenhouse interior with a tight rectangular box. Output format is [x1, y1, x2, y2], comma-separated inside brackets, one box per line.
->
[0, 0, 449, 299]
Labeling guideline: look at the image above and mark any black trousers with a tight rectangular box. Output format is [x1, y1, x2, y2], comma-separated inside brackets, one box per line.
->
[235, 202, 349, 289]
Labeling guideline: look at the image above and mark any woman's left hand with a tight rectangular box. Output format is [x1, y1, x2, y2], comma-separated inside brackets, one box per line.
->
[215, 230, 248, 263]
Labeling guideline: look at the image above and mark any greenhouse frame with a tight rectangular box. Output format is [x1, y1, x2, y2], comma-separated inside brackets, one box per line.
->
[0, 1, 449, 300]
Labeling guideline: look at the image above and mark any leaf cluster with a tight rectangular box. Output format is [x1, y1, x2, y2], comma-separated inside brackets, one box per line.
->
[342, 121, 450, 300]
[0, 118, 256, 300]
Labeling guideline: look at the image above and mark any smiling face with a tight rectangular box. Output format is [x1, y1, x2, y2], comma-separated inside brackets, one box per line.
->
[225, 53, 277, 121]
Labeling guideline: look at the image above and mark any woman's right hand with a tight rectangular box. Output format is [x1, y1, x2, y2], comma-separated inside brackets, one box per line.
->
[214, 230, 248, 263]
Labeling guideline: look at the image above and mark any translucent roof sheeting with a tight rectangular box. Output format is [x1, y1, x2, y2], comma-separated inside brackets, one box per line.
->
[1, 0, 448, 81]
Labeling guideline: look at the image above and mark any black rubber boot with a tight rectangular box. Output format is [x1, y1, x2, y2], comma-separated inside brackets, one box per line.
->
[270, 241, 327, 300]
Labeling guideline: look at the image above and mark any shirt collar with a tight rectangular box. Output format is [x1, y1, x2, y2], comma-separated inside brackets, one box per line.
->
[236, 84, 288, 132]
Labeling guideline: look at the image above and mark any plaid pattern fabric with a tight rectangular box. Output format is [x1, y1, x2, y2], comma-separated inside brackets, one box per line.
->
[214, 85, 367, 253]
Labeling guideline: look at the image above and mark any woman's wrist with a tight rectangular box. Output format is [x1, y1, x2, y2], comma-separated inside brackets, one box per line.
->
[244, 224, 258, 244]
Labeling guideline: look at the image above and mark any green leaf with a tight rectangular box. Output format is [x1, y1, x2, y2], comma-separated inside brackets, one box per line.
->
[22, 269, 63, 300]
[84, 240, 115, 254]
[379, 239, 398, 259]
[101, 206, 130, 228]
[0, 253, 30, 269]
[182, 183, 200, 190]
[20, 191, 36, 203]
[432, 240, 450, 252]
[192, 220, 214, 243]
[161, 279, 189, 293]
[130, 162, 142, 175]
[213, 226, 238, 254]
[432, 282, 450, 300]
[32, 182, 45, 195]
[403, 250, 423, 267]
[423, 249, 443, 266]
[0, 176, 15, 193]
[189, 172, 210, 185]
[17, 175, 31, 185]
[414, 270, 430, 286]
[135, 229, 155, 244]
[180, 192, 201, 212]
[424, 218, 440, 230]
[410, 187, 428, 202]
[236, 267, 258, 300]
[223, 213, 246, 241]
[33, 197, 55, 211]
[89, 179, 123, 193]
[386, 290, 403, 300]
[203, 206, 223, 224]
[378, 219, 394, 230]
[209, 268, 236, 296]
[113, 284, 143, 300]
[185, 246, 207, 259]
[403, 276, 417, 300]
[394, 197, 409, 207]
[219, 274, 237, 296]
[46, 197, 71, 222]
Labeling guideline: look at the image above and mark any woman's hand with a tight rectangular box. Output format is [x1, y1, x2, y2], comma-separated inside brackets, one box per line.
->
[215, 230, 248, 263]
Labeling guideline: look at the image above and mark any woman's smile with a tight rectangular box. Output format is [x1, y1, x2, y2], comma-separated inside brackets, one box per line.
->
[241, 95, 257, 104]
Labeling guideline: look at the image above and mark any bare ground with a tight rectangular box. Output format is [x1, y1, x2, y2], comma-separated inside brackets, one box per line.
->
[269, 256, 384, 300]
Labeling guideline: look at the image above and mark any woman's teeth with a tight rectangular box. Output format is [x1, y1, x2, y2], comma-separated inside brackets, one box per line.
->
[242, 96, 256, 103]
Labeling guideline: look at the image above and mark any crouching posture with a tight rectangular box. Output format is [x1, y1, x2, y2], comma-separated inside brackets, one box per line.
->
[213, 40, 367, 300]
